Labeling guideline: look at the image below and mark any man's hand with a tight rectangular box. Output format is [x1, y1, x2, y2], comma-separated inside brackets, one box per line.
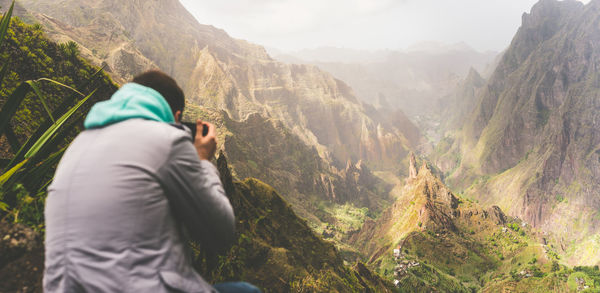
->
[194, 119, 217, 160]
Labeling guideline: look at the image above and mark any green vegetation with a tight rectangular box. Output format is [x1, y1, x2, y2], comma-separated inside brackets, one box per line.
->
[195, 158, 396, 292]
[0, 9, 117, 227]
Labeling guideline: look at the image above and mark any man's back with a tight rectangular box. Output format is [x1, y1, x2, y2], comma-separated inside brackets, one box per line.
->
[45, 118, 231, 292]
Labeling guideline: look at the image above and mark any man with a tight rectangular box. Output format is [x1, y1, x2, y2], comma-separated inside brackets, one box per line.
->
[44, 70, 259, 292]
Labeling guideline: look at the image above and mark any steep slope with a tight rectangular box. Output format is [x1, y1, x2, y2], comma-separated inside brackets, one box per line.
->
[273, 44, 497, 140]
[0, 17, 116, 292]
[0, 19, 396, 292]
[351, 155, 592, 292]
[439, 0, 600, 265]
[187, 46, 414, 170]
[0, 18, 118, 220]
[441, 67, 487, 132]
[192, 154, 396, 292]
[181, 104, 393, 235]
[9, 0, 420, 171]
[433, 68, 487, 174]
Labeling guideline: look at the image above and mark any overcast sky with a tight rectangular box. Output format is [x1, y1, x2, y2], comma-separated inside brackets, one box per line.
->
[180, 0, 591, 53]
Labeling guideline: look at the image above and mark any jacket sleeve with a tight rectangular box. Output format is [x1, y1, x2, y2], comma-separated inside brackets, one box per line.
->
[158, 134, 235, 254]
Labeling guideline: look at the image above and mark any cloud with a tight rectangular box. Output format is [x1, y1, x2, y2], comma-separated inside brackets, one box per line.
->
[180, 0, 584, 52]
[182, 0, 401, 35]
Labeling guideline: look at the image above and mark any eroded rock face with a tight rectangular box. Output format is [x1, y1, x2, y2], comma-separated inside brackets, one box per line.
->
[350, 157, 512, 284]
[189, 48, 414, 170]
[442, 0, 600, 261]
[409, 153, 418, 180]
[207, 154, 396, 292]
[13, 0, 420, 172]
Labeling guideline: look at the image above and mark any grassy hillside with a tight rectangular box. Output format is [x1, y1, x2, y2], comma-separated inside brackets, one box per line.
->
[182, 104, 394, 262]
[352, 156, 600, 292]
[193, 155, 396, 292]
[436, 0, 600, 266]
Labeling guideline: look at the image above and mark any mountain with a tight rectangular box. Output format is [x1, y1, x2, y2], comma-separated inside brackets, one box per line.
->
[274, 47, 389, 64]
[1, 0, 429, 261]
[271, 44, 498, 135]
[350, 154, 596, 292]
[7, 0, 421, 173]
[0, 19, 394, 292]
[181, 104, 394, 238]
[3, 0, 429, 256]
[191, 154, 395, 292]
[437, 0, 600, 266]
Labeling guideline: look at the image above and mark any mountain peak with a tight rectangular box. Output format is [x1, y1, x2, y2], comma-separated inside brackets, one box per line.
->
[465, 67, 485, 87]
[408, 153, 418, 179]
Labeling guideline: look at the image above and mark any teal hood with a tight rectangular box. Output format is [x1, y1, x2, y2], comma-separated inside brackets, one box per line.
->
[84, 83, 175, 129]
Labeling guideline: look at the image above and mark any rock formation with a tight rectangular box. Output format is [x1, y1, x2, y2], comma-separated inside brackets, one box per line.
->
[8, 0, 421, 171]
[438, 0, 600, 265]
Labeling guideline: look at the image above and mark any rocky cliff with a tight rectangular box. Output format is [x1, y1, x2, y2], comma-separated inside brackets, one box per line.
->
[192, 154, 396, 292]
[181, 104, 393, 228]
[439, 0, 600, 266]
[350, 155, 580, 292]
[8, 0, 420, 171]
[273, 45, 497, 121]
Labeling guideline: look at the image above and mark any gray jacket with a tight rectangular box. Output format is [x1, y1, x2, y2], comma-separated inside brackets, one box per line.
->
[44, 118, 235, 292]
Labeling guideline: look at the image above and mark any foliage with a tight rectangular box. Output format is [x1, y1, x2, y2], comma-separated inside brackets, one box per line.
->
[0, 12, 117, 226]
[195, 171, 396, 292]
[58, 41, 79, 59]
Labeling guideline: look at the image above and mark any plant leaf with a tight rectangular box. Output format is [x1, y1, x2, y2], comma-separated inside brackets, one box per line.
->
[0, 201, 8, 212]
[26, 80, 55, 122]
[24, 89, 96, 159]
[0, 62, 9, 86]
[0, 83, 30, 137]
[37, 78, 85, 97]
[0, 0, 15, 49]
[0, 159, 27, 187]
[24, 147, 66, 193]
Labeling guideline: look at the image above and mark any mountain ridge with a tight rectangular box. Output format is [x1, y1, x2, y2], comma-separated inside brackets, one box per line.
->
[8, 0, 421, 172]
[438, 0, 600, 266]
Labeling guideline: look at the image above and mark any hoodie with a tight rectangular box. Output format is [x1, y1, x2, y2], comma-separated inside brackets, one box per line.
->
[84, 82, 174, 129]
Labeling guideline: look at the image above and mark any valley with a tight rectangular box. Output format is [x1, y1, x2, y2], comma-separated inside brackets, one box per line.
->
[0, 0, 599, 292]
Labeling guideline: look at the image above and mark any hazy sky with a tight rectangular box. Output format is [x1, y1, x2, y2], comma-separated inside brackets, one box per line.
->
[180, 0, 591, 53]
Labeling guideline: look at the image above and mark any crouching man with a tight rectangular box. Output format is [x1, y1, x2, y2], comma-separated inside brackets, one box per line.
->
[44, 70, 260, 293]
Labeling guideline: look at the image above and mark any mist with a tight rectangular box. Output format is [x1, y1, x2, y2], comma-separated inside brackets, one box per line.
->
[180, 0, 591, 53]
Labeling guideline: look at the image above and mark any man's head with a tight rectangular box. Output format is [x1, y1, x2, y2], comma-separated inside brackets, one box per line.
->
[132, 70, 185, 122]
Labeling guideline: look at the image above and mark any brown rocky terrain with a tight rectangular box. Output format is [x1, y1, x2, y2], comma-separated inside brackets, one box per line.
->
[438, 0, 600, 265]
[350, 154, 573, 292]
[272, 44, 497, 121]
[182, 104, 393, 226]
[6, 0, 421, 172]
[0, 219, 44, 293]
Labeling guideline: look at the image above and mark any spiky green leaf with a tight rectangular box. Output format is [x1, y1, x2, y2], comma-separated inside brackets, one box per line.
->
[0, 0, 15, 49]
[24, 89, 96, 159]
[26, 80, 56, 122]
[37, 77, 85, 97]
[0, 159, 27, 187]
[0, 62, 9, 86]
[0, 83, 30, 136]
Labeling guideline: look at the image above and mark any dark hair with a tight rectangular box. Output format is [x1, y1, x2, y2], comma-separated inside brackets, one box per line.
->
[132, 70, 185, 113]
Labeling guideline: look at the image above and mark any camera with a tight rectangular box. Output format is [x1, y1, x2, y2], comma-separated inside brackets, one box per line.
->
[182, 121, 209, 140]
